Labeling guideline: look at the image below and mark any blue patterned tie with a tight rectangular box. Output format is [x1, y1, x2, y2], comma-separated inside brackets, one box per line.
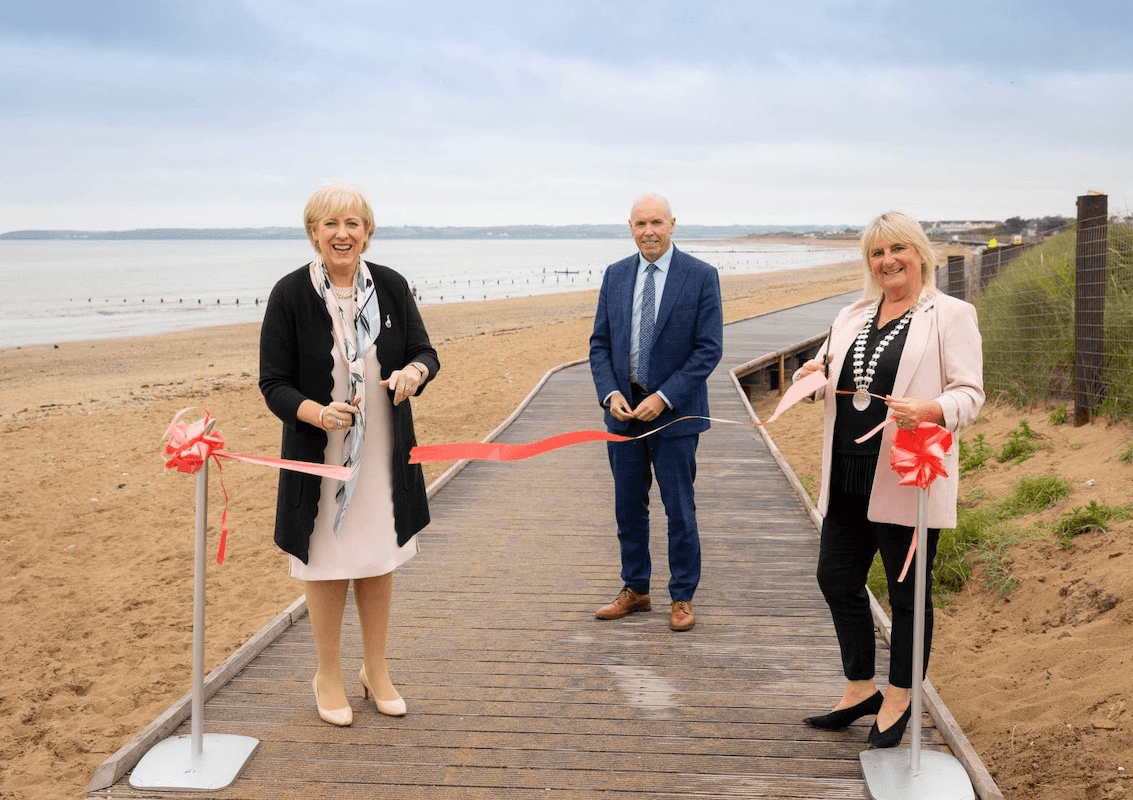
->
[637, 263, 657, 390]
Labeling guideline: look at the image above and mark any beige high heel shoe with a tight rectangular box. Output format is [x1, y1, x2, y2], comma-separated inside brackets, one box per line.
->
[312, 676, 353, 726]
[359, 666, 407, 716]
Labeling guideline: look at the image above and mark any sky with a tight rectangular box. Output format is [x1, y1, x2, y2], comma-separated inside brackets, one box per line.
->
[2, 0, 1131, 231]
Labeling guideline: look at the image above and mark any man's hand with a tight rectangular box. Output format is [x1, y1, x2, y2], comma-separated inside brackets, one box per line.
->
[632, 393, 665, 423]
[608, 391, 634, 421]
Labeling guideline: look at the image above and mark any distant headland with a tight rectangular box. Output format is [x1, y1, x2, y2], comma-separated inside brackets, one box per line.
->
[0, 224, 852, 241]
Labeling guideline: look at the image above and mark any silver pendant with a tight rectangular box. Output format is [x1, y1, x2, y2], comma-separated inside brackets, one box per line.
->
[852, 389, 872, 411]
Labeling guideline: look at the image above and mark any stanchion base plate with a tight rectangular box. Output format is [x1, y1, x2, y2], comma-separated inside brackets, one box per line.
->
[129, 733, 259, 791]
[860, 748, 974, 800]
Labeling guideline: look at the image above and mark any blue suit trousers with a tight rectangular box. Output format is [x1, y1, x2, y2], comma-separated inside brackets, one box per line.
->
[607, 428, 701, 603]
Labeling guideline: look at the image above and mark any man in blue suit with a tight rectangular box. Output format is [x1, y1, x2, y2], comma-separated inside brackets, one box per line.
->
[589, 193, 723, 631]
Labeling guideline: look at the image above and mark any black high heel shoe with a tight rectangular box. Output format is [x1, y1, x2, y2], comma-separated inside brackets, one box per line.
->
[867, 704, 913, 748]
[804, 690, 883, 730]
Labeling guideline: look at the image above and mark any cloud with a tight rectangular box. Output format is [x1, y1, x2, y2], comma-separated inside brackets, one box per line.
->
[1, 0, 1131, 229]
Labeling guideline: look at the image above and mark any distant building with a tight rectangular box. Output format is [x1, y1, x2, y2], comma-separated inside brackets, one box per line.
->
[925, 220, 1001, 234]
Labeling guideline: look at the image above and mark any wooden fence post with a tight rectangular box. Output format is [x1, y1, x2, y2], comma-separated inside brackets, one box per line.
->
[1074, 193, 1108, 426]
[979, 245, 1001, 292]
[947, 254, 966, 301]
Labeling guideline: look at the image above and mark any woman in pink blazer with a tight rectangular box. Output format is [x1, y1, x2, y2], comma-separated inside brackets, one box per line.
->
[794, 211, 984, 748]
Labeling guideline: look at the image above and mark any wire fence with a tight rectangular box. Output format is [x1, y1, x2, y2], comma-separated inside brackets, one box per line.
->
[937, 193, 1133, 422]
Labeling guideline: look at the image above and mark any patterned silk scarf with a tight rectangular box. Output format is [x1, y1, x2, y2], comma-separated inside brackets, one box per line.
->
[308, 256, 382, 532]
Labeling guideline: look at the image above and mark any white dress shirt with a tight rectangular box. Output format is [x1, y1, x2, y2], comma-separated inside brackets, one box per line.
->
[629, 245, 673, 408]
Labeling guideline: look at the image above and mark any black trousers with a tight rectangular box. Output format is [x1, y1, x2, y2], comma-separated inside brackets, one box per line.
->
[817, 486, 939, 688]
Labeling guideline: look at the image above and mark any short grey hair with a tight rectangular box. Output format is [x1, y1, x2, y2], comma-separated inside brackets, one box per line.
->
[629, 192, 673, 221]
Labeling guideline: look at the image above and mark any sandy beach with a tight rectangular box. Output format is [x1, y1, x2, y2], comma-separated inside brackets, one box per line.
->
[2, 249, 867, 800]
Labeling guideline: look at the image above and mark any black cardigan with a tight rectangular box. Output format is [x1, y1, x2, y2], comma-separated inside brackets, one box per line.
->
[258, 261, 441, 563]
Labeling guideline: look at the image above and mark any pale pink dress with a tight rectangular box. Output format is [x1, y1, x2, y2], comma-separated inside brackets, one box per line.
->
[289, 295, 419, 580]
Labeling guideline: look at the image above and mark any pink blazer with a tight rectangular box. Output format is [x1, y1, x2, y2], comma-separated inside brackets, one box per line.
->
[813, 289, 984, 529]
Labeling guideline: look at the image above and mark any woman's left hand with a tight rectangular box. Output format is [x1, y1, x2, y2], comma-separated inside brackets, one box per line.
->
[381, 364, 423, 406]
[885, 395, 944, 429]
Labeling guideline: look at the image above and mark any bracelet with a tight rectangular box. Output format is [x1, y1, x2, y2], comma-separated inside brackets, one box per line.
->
[407, 362, 426, 379]
[318, 406, 329, 428]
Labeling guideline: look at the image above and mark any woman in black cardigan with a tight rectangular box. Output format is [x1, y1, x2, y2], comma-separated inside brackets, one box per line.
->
[259, 185, 439, 726]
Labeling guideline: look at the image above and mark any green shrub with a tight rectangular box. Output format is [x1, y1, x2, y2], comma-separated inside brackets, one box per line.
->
[980, 536, 1022, 598]
[1054, 500, 1132, 547]
[1002, 475, 1072, 515]
[934, 515, 982, 594]
[961, 486, 989, 506]
[959, 433, 993, 474]
[1120, 442, 1133, 464]
[1049, 405, 1069, 425]
[937, 507, 1025, 600]
[997, 420, 1041, 464]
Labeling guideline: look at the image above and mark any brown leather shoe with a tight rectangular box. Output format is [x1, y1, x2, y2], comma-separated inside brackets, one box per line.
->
[669, 601, 695, 631]
[596, 587, 651, 619]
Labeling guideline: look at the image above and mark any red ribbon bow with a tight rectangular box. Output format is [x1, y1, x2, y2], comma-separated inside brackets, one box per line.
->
[162, 408, 355, 564]
[163, 409, 233, 563]
[888, 421, 952, 582]
[889, 421, 953, 489]
[164, 411, 226, 474]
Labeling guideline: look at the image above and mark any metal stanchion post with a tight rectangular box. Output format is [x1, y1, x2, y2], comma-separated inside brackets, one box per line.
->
[859, 488, 974, 799]
[129, 449, 259, 791]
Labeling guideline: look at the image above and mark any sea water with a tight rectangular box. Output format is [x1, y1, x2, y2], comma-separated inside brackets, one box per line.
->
[0, 238, 853, 348]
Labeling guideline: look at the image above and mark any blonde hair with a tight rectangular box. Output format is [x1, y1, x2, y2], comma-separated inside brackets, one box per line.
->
[859, 211, 938, 299]
[303, 185, 376, 254]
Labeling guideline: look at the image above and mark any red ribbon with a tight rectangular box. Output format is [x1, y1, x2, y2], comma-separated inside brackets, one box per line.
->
[409, 372, 827, 465]
[410, 429, 632, 463]
[888, 421, 953, 582]
[411, 415, 771, 464]
[162, 408, 355, 564]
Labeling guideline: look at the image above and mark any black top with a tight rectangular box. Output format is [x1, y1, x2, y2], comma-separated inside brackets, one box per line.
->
[831, 309, 912, 494]
[258, 260, 440, 563]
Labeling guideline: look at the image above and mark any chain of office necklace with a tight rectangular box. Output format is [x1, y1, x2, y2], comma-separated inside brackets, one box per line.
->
[850, 298, 923, 411]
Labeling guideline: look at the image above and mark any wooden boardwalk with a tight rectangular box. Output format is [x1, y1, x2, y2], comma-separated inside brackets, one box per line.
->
[90, 293, 998, 799]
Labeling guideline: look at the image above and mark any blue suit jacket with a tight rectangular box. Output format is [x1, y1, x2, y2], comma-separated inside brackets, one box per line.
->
[589, 246, 723, 437]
